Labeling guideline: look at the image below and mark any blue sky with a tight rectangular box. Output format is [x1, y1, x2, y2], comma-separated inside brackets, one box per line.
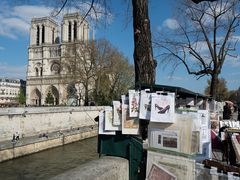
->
[0, 0, 239, 94]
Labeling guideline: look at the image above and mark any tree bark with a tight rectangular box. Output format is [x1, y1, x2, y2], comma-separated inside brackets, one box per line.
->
[132, 0, 156, 87]
[210, 73, 218, 100]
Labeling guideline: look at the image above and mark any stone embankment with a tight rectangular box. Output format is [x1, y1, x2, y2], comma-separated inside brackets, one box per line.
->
[0, 106, 103, 162]
[50, 156, 129, 180]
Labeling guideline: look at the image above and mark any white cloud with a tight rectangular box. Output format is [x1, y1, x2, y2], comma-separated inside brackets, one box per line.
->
[226, 79, 239, 85]
[12, 5, 52, 21]
[0, 63, 26, 79]
[0, 2, 111, 39]
[225, 55, 240, 67]
[166, 76, 188, 81]
[0, 3, 53, 39]
[162, 18, 179, 30]
[1, 17, 29, 33]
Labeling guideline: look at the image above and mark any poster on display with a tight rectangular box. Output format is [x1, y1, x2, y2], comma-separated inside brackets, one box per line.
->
[98, 110, 116, 135]
[147, 163, 177, 180]
[148, 114, 195, 154]
[198, 110, 210, 143]
[139, 90, 151, 120]
[122, 104, 139, 135]
[128, 90, 140, 117]
[104, 106, 121, 131]
[149, 129, 179, 152]
[113, 101, 121, 126]
[150, 93, 175, 123]
[146, 150, 196, 180]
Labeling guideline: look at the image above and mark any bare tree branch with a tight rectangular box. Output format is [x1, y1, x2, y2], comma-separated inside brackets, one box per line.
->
[155, 0, 240, 99]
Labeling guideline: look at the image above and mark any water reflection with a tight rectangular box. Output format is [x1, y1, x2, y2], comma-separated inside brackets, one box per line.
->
[0, 137, 98, 180]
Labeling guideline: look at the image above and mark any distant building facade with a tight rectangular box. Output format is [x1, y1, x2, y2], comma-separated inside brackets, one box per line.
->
[26, 13, 90, 106]
[0, 78, 26, 107]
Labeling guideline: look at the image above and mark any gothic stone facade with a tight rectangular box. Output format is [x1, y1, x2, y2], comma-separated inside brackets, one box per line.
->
[26, 13, 90, 106]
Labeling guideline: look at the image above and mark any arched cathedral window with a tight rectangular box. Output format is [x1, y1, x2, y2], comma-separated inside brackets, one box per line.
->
[36, 25, 40, 45]
[35, 68, 39, 77]
[74, 21, 77, 41]
[68, 22, 72, 42]
[52, 28, 55, 44]
[40, 67, 43, 76]
[42, 25, 45, 44]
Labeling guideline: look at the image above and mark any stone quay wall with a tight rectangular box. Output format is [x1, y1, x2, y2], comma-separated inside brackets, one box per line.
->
[50, 156, 129, 180]
[0, 106, 103, 142]
[0, 126, 98, 162]
[0, 106, 103, 162]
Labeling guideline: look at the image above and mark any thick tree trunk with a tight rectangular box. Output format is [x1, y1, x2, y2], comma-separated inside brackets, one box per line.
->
[132, 0, 156, 87]
[84, 83, 89, 106]
[210, 73, 218, 100]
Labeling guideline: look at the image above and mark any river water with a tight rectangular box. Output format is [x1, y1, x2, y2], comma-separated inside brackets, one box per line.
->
[0, 137, 98, 180]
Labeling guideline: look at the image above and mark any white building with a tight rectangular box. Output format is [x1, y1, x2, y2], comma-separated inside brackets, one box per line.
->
[0, 78, 26, 107]
[26, 13, 91, 106]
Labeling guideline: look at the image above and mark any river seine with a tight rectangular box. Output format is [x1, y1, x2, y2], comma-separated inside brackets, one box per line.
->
[0, 137, 98, 180]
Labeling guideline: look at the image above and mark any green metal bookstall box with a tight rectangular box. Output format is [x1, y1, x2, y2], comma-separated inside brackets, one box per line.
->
[98, 133, 146, 180]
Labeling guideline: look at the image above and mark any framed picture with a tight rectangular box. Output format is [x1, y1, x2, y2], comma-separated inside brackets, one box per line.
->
[98, 110, 116, 135]
[139, 90, 151, 120]
[150, 93, 175, 123]
[113, 101, 122, 126]
[149, 129, 179, 151]
[146, 150, 196, 180]
[128, 90, 140, 117]
[104, 106, 121, 131]
[147, 163, 177, 180]
[122, 104, 139, 135]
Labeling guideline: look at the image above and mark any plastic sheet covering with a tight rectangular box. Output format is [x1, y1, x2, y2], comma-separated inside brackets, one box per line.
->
[148, 113, 194, 154]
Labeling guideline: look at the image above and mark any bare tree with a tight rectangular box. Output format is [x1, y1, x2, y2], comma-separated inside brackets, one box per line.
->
[93, 39, 134, 105]
[61, 40, 97, 105]
[62, 39, 134, 105]
[155, 0, 240, 100]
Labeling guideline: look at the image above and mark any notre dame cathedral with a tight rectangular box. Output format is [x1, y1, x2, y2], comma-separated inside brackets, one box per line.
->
[26, 13, 90, 106]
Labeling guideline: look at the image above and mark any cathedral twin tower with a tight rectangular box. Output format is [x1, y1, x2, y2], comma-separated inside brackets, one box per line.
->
[26, 13, 90, 106]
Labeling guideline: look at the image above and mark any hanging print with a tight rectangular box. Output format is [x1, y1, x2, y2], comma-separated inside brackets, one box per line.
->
[139, 90, 151, 120]
[122, 104, 139, 135]
[104, 106, 121, 131]
[98, 110, 116, 135]
[128, 90, 140, 117]
[113, 101, 122, 126]
[150, 93, 175, 123]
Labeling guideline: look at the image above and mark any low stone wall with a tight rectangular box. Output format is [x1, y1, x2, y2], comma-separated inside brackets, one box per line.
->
[50, 156, 129, 180]
[0, 126, 98, 162]
[0, 106, 104, 142]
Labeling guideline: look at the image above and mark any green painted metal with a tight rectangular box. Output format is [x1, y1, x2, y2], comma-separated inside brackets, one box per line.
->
[98, 134, 145, 180]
